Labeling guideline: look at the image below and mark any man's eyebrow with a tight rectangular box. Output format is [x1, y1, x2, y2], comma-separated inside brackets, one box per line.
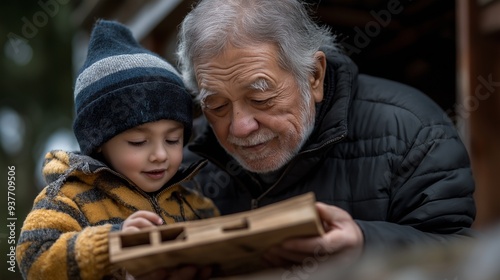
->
[198, 88, 215, 102]
[198, 88, 218, 106]
[248, 78, 270, 92]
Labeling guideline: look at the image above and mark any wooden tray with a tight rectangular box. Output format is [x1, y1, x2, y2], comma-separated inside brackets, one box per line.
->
[109, 192, 324, 277]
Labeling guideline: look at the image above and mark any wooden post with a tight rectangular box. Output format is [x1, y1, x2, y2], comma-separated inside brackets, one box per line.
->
[457, 0, 500, 228]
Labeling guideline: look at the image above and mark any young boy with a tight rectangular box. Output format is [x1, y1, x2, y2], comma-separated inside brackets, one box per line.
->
[16, 20, 219, 280]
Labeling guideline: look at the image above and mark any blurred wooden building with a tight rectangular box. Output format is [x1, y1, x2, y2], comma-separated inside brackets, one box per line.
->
[70, 0, 500, 229]
[457, 0, 500, 229]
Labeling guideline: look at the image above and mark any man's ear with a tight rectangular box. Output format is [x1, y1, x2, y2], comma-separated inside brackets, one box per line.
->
[309, 51, 326, 103]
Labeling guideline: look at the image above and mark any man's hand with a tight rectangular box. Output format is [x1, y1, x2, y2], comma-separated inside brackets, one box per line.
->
[263, 202, 364, 268]
[122, 210, 163, 232]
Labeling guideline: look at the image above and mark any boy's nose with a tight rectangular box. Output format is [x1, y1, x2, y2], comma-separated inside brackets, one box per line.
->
[149, 143, 168, 162]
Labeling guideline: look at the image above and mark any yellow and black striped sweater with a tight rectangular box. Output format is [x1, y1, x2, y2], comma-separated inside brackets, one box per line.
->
[16, 150, 219, 280]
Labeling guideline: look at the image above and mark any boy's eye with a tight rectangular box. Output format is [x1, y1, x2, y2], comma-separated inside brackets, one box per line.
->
[128, 141, 146, 146]
[166, 139, 181, 145]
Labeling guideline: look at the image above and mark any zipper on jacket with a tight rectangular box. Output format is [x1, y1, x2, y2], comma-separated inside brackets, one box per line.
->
[250, 133, 346, 209]
[174, 191, 202, 219]
[92, 166, 168, 223]
[94, 160, 207, 223]
[149, 196, 166, 221]
[251, 199, 259, 209]
[172, 192, 187, 221]
[151, 160, 208, 222]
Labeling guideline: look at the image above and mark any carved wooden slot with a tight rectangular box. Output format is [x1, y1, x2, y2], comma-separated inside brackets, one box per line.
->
[222, 218, 249, 232]
[120, 231, 150, 248]
[160, 226, 186, 243]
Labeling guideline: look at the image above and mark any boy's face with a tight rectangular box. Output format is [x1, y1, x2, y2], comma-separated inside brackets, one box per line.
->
[100, 119, 184, 193]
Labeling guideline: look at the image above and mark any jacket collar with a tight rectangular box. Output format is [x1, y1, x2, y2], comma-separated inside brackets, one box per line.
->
[307, 51, 357, 150]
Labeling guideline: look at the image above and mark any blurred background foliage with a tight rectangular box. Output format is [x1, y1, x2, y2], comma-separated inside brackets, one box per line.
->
[1, 1, 75, 279]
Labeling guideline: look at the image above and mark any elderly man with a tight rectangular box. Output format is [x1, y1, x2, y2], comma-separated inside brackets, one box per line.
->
[176, 0, 476, 272]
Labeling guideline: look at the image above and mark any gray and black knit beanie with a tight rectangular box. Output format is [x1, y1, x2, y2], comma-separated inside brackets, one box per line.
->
[73, 19, 192, 155]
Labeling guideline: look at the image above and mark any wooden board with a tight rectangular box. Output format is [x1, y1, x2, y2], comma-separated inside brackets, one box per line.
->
[109, 192, 324, 277]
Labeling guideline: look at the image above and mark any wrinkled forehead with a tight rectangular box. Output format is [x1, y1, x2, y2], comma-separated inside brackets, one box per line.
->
[198, 78, 271, 103]
[194, 43, 283, 95]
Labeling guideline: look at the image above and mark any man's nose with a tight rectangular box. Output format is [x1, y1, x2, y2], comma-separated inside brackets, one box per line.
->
[229, 104, 258, 138]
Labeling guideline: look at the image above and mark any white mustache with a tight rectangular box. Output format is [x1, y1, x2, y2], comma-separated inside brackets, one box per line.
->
[227, 130, 277, 146]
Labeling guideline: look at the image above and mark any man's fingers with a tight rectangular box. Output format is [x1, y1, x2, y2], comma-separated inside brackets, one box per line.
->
[262, 251, 295, 268]
[315, 202, 348, 226]
[281, 236, 324, 253]
[269, 246, 310, 263]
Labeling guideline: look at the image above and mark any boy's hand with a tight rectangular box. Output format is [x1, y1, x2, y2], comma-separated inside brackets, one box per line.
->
[122, 210, 163, 232]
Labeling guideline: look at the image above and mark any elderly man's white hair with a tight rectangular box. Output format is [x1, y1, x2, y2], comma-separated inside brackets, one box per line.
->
[176, 0, 339, 102]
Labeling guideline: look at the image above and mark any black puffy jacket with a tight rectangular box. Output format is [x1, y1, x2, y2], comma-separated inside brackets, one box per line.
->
[185, 51, 476, 247]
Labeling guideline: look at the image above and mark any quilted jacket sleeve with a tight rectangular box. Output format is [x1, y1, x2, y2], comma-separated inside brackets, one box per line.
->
[16, 188, 120, 280]
[357, 122, 476, 248]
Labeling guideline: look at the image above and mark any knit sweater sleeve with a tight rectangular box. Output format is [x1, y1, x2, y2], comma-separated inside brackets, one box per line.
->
[16, 188, 118, 280]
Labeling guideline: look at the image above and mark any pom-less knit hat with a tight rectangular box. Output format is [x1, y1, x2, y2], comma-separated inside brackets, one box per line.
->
[73, 20, 192, 155]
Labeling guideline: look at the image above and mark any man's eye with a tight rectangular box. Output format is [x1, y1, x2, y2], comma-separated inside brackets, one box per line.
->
[202, 95, 228, 112]
[252, 99, 267, 104]
[206, 103, 228, 112]
[213, 104, 227, 110]
[252, 98, 271, 107]
[128, 141, 145, 146]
